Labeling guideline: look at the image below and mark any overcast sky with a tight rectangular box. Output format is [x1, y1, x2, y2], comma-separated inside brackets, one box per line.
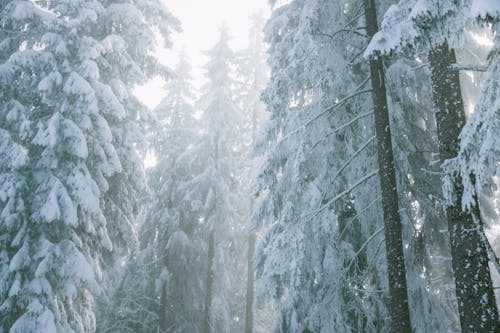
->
[135, 0, 270, 109]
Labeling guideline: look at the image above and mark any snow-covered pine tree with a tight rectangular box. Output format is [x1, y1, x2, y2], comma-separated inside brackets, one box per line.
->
[0, 1, 178, 332]
[147, 54, 201, 332]
[254, 1, 395, 331]
[185, 26, 245, 333]
[256, 1, 453, 332]
[99, 52, 203, 333]
[0, 1, 33, 331]
[97, 0, 180, 276]
[366, 1, 500, 331]
[0, 2, 115, 331]
[0, 1, 38, 329]
[234, 11, 269, 333]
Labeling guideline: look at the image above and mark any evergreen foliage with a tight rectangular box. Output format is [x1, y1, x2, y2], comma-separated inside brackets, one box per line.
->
[0, 1, 178, 331]
[1, 1, 499, 333]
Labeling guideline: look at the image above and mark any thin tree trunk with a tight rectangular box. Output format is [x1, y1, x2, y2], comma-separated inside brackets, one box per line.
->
[203, 230, 215, 333]
[245, 89, 259, 333]
[204, 134, 220, 333]
[244, 232, 256, 333]
[428, 41, 499, 333]
[158, 281, 168, 333]
[363, 1, 412, 331]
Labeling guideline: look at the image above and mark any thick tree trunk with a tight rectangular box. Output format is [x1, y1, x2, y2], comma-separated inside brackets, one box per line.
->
[363, 1, 412, 331]
[244, 233, 256, 333]
[203, 230, 215, 333]
[428, 41, 499, 333]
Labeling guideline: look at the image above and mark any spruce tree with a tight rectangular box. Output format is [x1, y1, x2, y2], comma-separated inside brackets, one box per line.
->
[235, 12, 269, 333]
[100, 52, 203, 333]
[0, 1, 179, 331]
[196, 27, 244, 333]
[366, 1, 500, 331]
[254, 1, 391, 331]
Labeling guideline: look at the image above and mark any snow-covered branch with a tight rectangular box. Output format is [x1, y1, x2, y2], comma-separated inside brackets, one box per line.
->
[339, 196, 381, 240]
[450, 63, 488, 72]
[305, 169, 379, 219]
[346, 226, 385, 272]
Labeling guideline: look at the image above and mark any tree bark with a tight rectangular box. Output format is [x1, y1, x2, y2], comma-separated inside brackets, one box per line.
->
[203, 230, 215, 333]
[363, 1, 412, 331]
[428, 41, 499, 333]
[158, 281, 168, 333]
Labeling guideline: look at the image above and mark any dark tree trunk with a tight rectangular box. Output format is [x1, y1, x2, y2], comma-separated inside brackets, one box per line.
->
[244, 233, 256, 333]
[158, 281, 168, 333]
[203, 230, 215, 333]
[363, 1, 412, 331]
[428, 41, 499, 333]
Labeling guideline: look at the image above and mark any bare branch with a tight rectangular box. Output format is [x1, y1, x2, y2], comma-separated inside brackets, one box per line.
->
[346, 226, 385, 271]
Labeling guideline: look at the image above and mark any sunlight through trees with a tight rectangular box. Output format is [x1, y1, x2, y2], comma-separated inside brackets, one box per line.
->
[0, 1, 499, 333]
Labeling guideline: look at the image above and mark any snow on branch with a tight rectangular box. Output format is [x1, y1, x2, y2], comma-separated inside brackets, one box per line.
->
[339, 196, 381, 240]
[450, 63, 488, 72]
[328, 136, 376, 183]
[304, 169, 379, 220]
[276, 77, 372, 147]
[346, 226, 385, 272]
[472, 214, 500, 276]
[311, 27, 368, 40]
[304, 79, 371, 127]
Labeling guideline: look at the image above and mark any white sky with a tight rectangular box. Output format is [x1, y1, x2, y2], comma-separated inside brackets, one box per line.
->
[135, 0, 270, 109]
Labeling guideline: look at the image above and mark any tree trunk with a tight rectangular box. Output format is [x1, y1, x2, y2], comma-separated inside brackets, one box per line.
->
[428, 41, 499, 333]
[363, 1, 412, 331]
[158, 281, 168, 333]
[244, 88, 260, 333]
[204, 134, 220, 333]
[203, 230, 215, 333]
[244, 233, 256, 333]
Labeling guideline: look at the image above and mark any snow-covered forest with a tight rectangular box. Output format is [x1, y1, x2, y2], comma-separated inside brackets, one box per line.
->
[0, 0, 499, 332]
